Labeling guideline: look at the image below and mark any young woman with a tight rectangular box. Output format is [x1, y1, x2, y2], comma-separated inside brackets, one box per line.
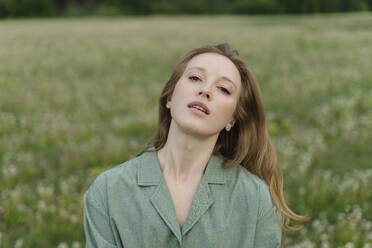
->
[83, 43, 309, 248]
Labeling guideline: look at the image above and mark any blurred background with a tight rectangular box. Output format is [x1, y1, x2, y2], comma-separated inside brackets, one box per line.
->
[0, 0, 371, 247]
[1, 0, 372, 17]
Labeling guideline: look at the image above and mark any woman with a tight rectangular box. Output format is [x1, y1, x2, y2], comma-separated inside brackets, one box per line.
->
[83, 43, 309, 248]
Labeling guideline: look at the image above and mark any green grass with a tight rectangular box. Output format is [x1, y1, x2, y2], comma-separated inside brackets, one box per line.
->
[0, 12, 371, 247]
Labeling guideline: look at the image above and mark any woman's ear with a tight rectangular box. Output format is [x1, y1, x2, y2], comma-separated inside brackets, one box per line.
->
[225, 120, 235, 131]
[229, 119, 235, 127]
[166, 96, 171, 109]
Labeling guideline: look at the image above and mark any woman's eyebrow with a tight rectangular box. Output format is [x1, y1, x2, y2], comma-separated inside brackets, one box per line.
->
[186, 66, 237, 90]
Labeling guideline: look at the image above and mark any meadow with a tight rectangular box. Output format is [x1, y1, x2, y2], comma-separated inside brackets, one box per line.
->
[0, 12, 371, 247]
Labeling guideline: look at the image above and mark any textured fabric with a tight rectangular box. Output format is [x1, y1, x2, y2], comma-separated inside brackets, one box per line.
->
[83, 146, 282, 248]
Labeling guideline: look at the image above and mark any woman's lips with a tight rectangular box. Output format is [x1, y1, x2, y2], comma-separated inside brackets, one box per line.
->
[187, 101, 210, 115]
[189, 106, 208, 116]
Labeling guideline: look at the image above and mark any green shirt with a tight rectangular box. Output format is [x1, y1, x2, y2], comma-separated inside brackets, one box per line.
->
[83, 147, 282, 247]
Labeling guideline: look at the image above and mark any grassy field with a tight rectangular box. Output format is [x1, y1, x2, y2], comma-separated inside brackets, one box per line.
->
[0, 12, 371, 247]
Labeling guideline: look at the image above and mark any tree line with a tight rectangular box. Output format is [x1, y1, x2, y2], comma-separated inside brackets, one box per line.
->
[1, 0, 371, 18]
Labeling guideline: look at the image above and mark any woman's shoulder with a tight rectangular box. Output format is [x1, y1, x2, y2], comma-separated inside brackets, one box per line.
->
[86, 151, 148, 193]
[234, 164, 277, 217]
[234, 164, 270, 193]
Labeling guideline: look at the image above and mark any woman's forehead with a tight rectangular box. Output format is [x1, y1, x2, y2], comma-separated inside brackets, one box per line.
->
[185, 53, 241, 86]
[187, 52, 232, 67]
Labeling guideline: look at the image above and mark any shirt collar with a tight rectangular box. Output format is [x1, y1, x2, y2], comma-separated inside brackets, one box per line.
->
[137, 146, 226, 186]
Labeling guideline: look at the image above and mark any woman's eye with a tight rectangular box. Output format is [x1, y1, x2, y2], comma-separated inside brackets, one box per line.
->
[189, 76, 200, 81]
[188, 75, 230, 95]
[219, 87, 230, 95]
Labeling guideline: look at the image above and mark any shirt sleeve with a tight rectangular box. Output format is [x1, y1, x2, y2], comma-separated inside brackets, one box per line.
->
[83, 175, 118, 248]
[253, 182, 282, 248]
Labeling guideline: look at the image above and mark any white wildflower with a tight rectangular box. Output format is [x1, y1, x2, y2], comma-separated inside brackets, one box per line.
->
[321, 241, 330, 248]
[320, 233, 328, 241]
[364, 221, 372, 230]
[337, 212, 345, 220]
[72, 241, 81, 248]
[49, 204, 56, 213]
[312, 219, 321, 229]
[37, 200, 47, 212]
[70, 214, 78, 223]
[345, 205, 351, 212]
[298, 187, 306, 195]
[15, 239, 23, 248]
[57, 242, 68, 248]
[345, 242, 354, 248]
[8, 164, 17, 175]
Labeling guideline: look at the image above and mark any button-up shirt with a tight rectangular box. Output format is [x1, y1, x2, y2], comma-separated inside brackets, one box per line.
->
[83, 147, 282, 247]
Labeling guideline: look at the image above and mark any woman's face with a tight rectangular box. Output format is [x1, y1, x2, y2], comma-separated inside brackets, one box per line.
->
[166, 52, 242, 137]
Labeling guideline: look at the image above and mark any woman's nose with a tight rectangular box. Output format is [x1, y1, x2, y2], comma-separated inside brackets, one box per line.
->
[198, 88, 211, 99]
[197, 81, 213, 99]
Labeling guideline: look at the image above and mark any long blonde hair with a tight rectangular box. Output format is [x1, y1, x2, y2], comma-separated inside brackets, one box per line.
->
[136, 43, 310, 233]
